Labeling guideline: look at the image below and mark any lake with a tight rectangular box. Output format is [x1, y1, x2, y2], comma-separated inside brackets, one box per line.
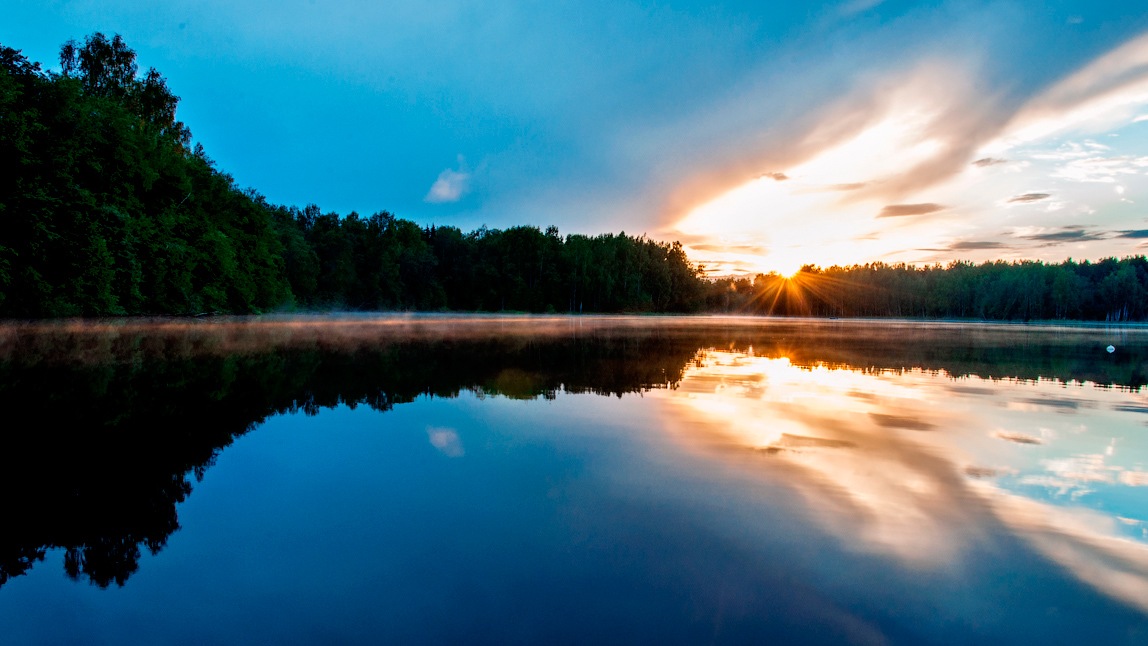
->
[1, 315, 1146, 645]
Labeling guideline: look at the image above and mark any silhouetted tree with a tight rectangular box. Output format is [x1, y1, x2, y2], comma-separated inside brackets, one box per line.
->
[705, 257, 1148, 322]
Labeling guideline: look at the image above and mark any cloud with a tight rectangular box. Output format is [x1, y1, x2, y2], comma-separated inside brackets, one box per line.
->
[1121, 471, 1148, 486]
[869, 413, 936, 431]
[1006, 192, 1050, 203]
[427, 426, 464, 457]
[425, 169, 470, 203]
[668, 59, 1032, 273]
[668, 22, 1148, 275]
[793, 182, 870, 194]
[659, 350, 1148, 612]
[914, 239, 1014, 253]
[1017, 396, 1090, 410]
[948, 240, 1006, 250]
[1113, 404, 1148, 413]
[985, 31, 1148, 154]
[761, 172, 790, 181]
[839, 0, 887, 15]
[1117, 229, 1148, 238]
[992, 431, 1043, 445]
[1018, 226, 1105, 242]
[425, 156, 471, 203]
[1030, 142, 1105, 161]
[1051, 154, 1148, 183]
[689, 244, 771, 254]
[877, 203, 946, 218]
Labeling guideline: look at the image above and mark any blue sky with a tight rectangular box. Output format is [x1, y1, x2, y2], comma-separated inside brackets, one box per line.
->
[5, 0, 1148, 273]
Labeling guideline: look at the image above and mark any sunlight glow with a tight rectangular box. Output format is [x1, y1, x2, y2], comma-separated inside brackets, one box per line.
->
[772, 257, 804, 279]
[651, 349, 1148, 611]
[671, 37, 1148, 275]
[673, 100, 952, 275]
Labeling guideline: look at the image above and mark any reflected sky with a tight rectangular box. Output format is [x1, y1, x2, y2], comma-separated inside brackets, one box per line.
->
[2, 316, 1148, 644]
[652, 351, 1148, 614]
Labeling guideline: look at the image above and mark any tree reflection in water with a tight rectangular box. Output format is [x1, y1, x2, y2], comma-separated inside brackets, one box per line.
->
[0, 315, 1144, 588]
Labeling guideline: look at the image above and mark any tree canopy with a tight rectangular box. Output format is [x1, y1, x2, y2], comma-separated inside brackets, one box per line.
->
[0, 34, 705, 317]
[707, 258, 1148, 322]
[2, 33, 1147, 321]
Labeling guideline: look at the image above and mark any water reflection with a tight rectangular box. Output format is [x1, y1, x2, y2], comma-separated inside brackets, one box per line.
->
[2, 315, 1147, 641]
[0, 317, 703, 588]
[654, 350, 1148, 611]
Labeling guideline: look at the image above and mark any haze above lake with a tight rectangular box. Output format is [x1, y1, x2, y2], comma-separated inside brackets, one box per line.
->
[1, 316, 1146, 644]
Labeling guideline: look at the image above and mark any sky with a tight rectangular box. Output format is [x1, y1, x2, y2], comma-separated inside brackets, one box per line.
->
[6, 0, 1148, 275]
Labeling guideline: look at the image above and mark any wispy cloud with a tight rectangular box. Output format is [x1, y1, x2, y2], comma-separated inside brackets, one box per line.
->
[667, 23, 1148, 275]
[689, 244, 771, 254]
[839, 0, 887, 16]
[948, 240, 1006, 250]
[993, 431, 1043, 445]
[425, 156, 471, 204]
[877, 203, 946, 218]
[1006, 192, 1050, 204]
[427, 426, 464, 457]
[1051, 155, 1148, 183]
[794, 182, 869, 194]
[986, 32, 1148, 151]
[1017, 226, 1105, 243]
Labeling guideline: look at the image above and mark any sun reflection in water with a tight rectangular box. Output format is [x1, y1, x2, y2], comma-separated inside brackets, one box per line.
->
[652, 349, 1148, 612]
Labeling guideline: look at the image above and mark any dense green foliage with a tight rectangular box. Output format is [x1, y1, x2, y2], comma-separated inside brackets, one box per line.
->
[709, 257, 1148, 322]
[0, 35, 292, 317]
[4, 33, 1147, 321]
[0, 35, 704, 317]
[269, 207, 704, 312]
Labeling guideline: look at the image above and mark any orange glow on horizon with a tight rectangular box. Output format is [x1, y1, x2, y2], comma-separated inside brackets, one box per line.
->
[671, 94, 955, 276]
[670, 44, 1148, 276]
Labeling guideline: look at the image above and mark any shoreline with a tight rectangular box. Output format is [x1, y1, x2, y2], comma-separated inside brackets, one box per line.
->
[3, 311, 1148, 331]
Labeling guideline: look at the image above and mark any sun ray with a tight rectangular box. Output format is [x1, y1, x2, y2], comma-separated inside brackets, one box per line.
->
[725, 267, 902, 317]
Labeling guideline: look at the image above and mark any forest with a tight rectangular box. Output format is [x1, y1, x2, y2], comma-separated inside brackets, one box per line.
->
[2, 33, 1148, 321]
[710, 258, 1148, 322]
[0, 34, 703, 317]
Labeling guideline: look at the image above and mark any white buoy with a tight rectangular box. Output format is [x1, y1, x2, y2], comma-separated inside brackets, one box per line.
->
[1107, 345, 1116, 353]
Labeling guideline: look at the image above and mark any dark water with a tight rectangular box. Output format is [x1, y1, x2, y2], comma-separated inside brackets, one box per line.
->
[2, 315, 1147, 645]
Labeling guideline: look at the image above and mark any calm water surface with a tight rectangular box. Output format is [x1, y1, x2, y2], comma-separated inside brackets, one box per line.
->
[1, 316, 1146, 644]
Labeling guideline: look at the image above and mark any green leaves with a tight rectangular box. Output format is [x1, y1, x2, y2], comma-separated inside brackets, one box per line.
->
[0, 37, 287, 316]
[2, 33, 707, 317]
[710, 257, 1148, 321]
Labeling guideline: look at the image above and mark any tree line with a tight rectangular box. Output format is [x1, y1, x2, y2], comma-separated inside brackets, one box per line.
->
[4, 33, 1147, 321]
[0, 34, 704, 317]
[707, 258, 1148, 322]
[271, 207, 704, 313]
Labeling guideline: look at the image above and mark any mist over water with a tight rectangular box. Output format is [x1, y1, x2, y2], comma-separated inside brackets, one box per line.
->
[1, 315, 1146, 644]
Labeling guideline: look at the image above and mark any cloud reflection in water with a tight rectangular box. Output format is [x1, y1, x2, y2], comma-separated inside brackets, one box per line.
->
[652, 350, 1148, 612]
